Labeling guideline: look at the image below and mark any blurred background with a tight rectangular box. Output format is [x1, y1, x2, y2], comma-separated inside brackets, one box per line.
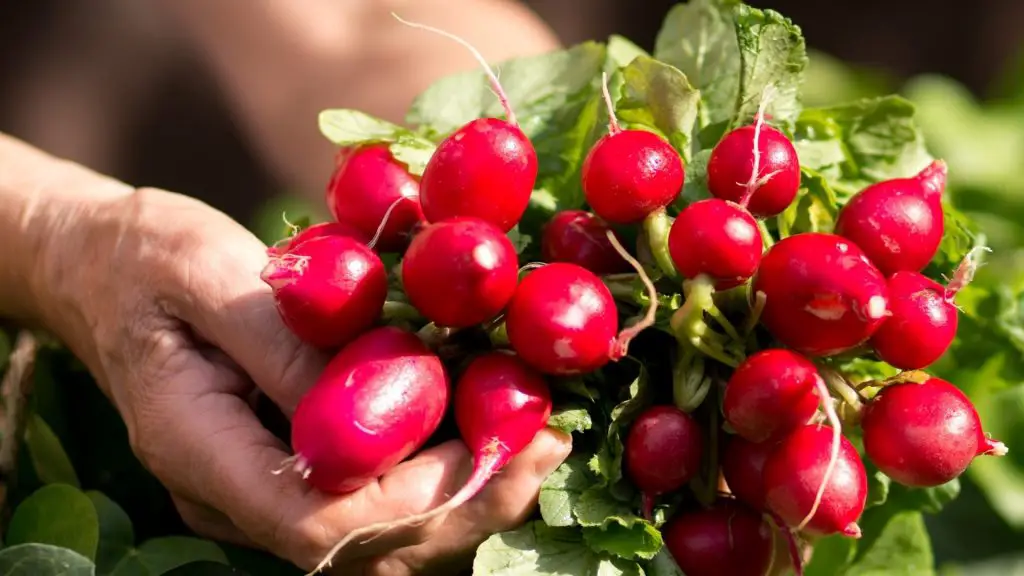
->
[3, 0, 1024, 573]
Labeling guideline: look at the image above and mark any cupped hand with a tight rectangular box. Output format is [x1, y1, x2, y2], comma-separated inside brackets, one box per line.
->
[36, 187, 571, 574]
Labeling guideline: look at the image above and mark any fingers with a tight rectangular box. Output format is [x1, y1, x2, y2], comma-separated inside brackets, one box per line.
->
[172, 494, 259, 550]
[386, 428, 572, 574]
[162, 216, 328, 416]
[139, 348, 477, 571]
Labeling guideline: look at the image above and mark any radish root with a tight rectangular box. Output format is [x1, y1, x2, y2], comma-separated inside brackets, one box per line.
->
[605, 229, 658, 359]
[392, 13, 517, 125]
[599, 71, 622, 135]
[795, 374, 842, 531]
[737, 84, 778, 209]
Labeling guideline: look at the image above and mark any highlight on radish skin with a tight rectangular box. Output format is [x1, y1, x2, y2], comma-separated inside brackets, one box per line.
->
[262, 235, 388, 349]
[763, 424, 867, 538]
[289, 326, 450, 495]
[624, 405, 703, 519]
[401, 217, 519, 328]
[581, 72, 684, 225]
[325, 144, 424, 252]
[309, 351, 551, 574]
[395, 14, 538, 232]
[861, 376, 1007, 487]
[834, 160, 947, 276]
[541, 210, 631, 275]
[667, 197, 763, 290]
[752, 232, 890, 357]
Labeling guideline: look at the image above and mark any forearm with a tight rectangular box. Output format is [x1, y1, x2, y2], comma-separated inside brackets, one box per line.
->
[0, 133, 132, 324]
[157, 0, 560, 194]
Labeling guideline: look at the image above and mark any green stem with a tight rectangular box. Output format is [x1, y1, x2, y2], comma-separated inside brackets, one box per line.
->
[694, 339, 740, 368]
[706, 305, 741, 343]
[758, 220, 776, 250]
[381, 301, 423, 322]
[743, 290, 767, 337]
[821, 367, 864, 415]
[604, 278, 636, 301]
[642, 209, 678, 280]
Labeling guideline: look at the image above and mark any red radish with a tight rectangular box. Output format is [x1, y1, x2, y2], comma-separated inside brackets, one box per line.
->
[723, 349, 821, 443]
[624, 405, 704, 518]
[667, 198, 763, 289]
[261, 235, 387, 349]
[706, 121, 801, 218]
[763, 424, 867, 538]
[288, 326, 449, 494]
[861, 376, 1007, 487]
[834, 160, 947, 276]
[870, 272, 956, 370]
[871, 249, 986, 370]
[267, 221, 369, 256]
[325, 144, 424, 252]
[580, 73, 684, 225]
[663, 501, 774, 576]
[541, 210, 630, 275]
[722, 436, 776, 510]
[752, 232, 890, 356]
[397, 16, 537, 233]
[311, 351, 551, 573]
[401, 217, 518, 328]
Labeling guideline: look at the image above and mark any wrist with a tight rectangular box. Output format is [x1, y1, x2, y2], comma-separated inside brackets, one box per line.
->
[0, 134, 133, 330]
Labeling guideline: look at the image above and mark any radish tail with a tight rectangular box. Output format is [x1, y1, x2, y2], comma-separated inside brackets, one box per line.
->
[307, 454, 504, 575]
[605, 229, 658, 359]
[795, 375, 841, 532]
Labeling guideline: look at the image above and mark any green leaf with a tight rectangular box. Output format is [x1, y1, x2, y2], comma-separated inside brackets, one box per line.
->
[794, 96, 933, 198]
[539, 455, 592, 528]
[576, 488, 663, 561]
[408, 41, 609, 227]
[654, 0, 740, 129]
[731, 4, 808, 126]
[162, 563, 249, 576]
[590, 363, 653, 486]
[805, 535, 857, 576]
[547, 405, 593, 435]
[317, 110, 436, 174]
[107, 538, 227, 576]
[775, 167, 839, 237]
[645, 549, 683, 576]
[606, 35, 650, 70]
[615, 56, 701, 161]
[845, 510, 935, 575]
[85, 492, 133, 575]
[0, 544, 95, 575]
[25, 413, 80, 488]
[654, 0, 806, 128]
[7, 484, 99, 561]
[472, 522, 644, 576]
[865, 466, 891, 509]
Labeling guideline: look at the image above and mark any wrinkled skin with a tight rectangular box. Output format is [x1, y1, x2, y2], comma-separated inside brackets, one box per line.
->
[29, 186, 571, 575]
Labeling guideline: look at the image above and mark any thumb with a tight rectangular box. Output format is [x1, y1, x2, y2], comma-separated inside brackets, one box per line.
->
[165, 218, 329, 415]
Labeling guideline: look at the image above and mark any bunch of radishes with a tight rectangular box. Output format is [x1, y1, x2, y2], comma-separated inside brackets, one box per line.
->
[256, 16, 1007, 576]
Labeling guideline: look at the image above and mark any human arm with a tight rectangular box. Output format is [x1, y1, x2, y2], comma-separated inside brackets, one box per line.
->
[0, 132, 570, 574]
[155, 0, 562, 194]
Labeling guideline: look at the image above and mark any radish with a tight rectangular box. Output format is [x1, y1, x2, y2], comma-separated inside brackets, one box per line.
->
[397, 16, 537, 233]
[722, 435, 777, 510]
[834, 160, 947, 276]
[763, 424, 867, 538]
[752, 232, 889, 356]
[663, 501, 774, 576]
[668, 102, 799, 288]
[623, 405, 703, 518]
[401, 217, 519, 328]
[706, 121, 801, 218]
[261, 235, 388, 349]
[325, 143, 424, 252]
[667, 198, 763, 289]
[861, 376, 1007, 487]
[267, 221, 369, 257]
[723, 349, 822, 443]
[310, 351, 551, 573]
[540, 210, 630, 275]
[580, 73, 684, 226]
[287, 326, 449, 494]
[870, 248, 986, 370]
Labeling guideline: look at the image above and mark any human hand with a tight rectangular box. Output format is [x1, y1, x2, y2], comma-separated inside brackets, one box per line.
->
[34, 186, 571, 574]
